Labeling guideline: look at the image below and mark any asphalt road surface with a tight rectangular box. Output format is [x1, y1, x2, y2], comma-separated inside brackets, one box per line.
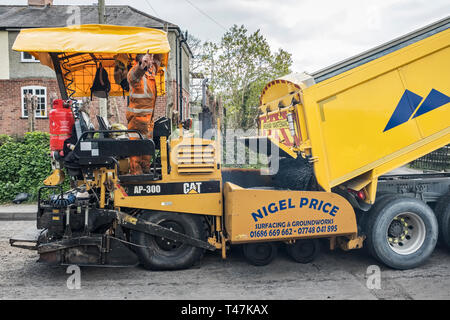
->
[1, 221, 449, 300]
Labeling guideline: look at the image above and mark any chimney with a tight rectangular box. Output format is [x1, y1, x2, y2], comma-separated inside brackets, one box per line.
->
[28, 0, 53, 6]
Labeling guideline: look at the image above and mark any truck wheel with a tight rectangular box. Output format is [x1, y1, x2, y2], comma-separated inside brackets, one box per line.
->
[131, 211, 207, 270]
[365, 196, 438, 270]
[243, 242, 277, 266]
[286, 239, 320, 263]
[359, 193, 397, 239]
[435, 193, 450, 249]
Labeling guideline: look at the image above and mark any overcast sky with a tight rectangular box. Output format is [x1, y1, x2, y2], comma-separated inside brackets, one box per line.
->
[1, 0, 449, 72]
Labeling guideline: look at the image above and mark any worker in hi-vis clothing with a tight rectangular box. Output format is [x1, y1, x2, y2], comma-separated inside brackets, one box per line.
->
[127, 52, 161, 175]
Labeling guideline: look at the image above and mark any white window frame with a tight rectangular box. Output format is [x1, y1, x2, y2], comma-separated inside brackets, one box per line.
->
[21, 86, 47, 118]
[21, 52, 40, 63]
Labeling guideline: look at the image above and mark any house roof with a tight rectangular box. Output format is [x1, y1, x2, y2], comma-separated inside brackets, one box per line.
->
[0, 5, 178, 30]
[0, 4, 193, 57]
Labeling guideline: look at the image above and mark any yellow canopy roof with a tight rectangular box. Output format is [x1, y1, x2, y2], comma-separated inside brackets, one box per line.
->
[12, 25, 171, 98]
[13, 24, 171, 54]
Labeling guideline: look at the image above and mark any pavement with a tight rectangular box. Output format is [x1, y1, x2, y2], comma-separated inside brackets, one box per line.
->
[0, 203, 37, 221]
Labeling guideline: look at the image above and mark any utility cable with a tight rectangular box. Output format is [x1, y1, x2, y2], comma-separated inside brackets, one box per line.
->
[144, 0, 160, 18]
[183, 0, 226, 31]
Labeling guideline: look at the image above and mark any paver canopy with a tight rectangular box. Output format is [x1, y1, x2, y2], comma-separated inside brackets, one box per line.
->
[13, 24, 171, 97]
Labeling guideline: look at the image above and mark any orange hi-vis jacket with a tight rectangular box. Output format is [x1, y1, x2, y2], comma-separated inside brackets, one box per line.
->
[127, 63, 158, 136]
[126, 63, 157, 175]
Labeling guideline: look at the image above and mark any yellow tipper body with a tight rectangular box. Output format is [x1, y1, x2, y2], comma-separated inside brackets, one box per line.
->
[259, 22, 450, 204]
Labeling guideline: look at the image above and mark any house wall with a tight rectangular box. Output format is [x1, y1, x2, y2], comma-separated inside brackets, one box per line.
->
[166, 31, 191, 120]
[0, 31, 9, 80]
[0, 78, 189, 136]
[0, 29, 191, 136]
[0, 78, 59, 136]
[8, 31, 56, 79]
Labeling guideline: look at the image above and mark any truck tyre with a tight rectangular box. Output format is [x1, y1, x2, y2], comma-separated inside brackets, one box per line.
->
[131, 211, 207, 271]
[359, 193, 397, 239]
[435, 193, 450, 249]
[243, 242, 277, 266]
[365, 196, 438, 270]
[361, 194, 401, 262]
[286, 239, 320, 263]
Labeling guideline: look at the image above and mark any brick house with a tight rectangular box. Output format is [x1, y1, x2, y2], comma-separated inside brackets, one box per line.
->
[0, 1, 191, 137]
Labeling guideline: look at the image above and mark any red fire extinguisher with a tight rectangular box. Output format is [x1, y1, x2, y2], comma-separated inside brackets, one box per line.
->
[49, 99, 74, 153]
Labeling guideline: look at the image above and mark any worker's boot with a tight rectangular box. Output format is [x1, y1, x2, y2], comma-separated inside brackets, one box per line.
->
[141, 155, 152, 174]
[129, 156, 144, 175]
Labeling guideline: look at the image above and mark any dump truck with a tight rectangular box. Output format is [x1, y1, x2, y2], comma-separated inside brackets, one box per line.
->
[9, 19, 449, 271]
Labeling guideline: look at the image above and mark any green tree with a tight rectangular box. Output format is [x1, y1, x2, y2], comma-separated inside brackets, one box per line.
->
[187, 33, 209, 108]
[200, 25, 292, 129]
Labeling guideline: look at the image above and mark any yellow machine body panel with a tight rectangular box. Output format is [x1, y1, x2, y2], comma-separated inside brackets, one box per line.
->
[114, 191, 223, 216]
[113, 136, 223, 216]
[224, 183, 357, 244]
[258, 25, 450, 203]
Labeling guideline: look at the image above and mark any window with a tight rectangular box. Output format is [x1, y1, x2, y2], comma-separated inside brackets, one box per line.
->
[21, 86, 47, 118]
[21, 52, 39, 63]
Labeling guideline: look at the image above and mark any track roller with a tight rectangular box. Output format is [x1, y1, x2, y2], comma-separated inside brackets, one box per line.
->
[286, 239, 320, 263]
[242, 242, 278, 266]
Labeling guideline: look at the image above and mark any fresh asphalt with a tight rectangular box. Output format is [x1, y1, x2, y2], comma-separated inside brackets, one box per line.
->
[1, 220, 449, 300]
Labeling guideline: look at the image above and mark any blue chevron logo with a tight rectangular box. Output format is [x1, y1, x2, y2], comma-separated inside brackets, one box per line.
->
[384, 89, 449, 132]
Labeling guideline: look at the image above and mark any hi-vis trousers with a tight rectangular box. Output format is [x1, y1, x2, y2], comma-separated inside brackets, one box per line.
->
[126, 109, 154, 175]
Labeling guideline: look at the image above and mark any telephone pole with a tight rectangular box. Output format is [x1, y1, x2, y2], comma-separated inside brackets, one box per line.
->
[98, 0, 105, 24]
[98, 0, 107, 118]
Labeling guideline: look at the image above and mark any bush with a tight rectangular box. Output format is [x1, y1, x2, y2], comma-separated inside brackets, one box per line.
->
[0, 132, 54, 203]
[0, 134, 13, 146]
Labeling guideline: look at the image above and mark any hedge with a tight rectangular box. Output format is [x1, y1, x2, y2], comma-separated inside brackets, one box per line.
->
[0, 132, 57, 203]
